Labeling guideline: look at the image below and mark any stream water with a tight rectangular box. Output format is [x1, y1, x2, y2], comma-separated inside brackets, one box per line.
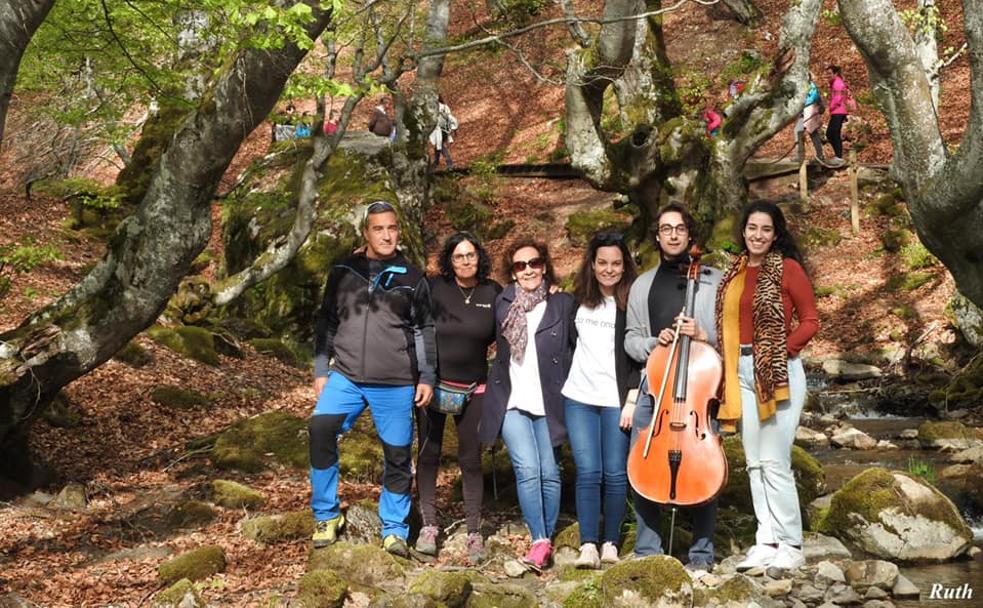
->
[806, 380, 982, 607]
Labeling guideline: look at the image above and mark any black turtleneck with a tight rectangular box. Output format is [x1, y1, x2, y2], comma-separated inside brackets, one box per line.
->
[647, 255, 689, 336]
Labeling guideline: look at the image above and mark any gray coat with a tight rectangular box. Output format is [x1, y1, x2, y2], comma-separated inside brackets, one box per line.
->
[624, 263, 722, 365]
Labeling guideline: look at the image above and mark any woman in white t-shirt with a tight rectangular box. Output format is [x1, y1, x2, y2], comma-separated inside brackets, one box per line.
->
[562, 232, 639, 569]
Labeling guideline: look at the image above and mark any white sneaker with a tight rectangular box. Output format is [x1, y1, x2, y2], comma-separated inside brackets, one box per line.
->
[600, 542, 619, 563]
[770, 543, 805, 570]
[736, 543, 779, 571]
[575, 543, 600, 569]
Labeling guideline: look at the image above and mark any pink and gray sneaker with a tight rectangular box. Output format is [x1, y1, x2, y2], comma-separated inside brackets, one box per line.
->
[522, 539, 553, 572]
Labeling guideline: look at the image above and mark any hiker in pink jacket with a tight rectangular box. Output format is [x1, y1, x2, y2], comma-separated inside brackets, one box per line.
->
[825, 65, 849, 165]
[703, 106, 722, 138]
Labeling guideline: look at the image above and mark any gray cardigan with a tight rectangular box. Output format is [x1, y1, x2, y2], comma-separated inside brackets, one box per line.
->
[624, 263, 722, 365]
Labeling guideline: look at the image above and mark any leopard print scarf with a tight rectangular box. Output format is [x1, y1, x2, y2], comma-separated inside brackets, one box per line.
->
[715, 251, 788, 423]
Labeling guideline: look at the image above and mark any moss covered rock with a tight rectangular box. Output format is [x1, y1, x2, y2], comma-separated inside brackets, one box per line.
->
[42, 392, 82, 429]
[167, 500, 217, 528]
[337, 416, 386, 482]
[151, 386, 212, 410]
[466, 581, 538, 608]
[212, 411, 308, 472]
[917, 421, 983, 451]
[600, 555, 692, 607]
[817, 468, 972, 561]
[147, 325, 220, 366]
[158, 545, 226, 584]
[565, 207, 632, 247]
[720, 436, 826, 517]
[307, 542, 405, 588]
[407, 570, 472, 607]
[115, 340, 153, 367]
[368, 593, 437, 608]
[297, 569, 348, 608]
[554, 522, 580, 551]
[248, 338, 299, 366]
[560, 578, 603, 608]
[703, 573, 758, 605]
[153, 578, 204, 608]
[212, 479, 266, 509]
[241, 509, 313, 544]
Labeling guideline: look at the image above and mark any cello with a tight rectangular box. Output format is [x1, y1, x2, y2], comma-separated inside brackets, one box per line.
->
[627, 250, 728, 509]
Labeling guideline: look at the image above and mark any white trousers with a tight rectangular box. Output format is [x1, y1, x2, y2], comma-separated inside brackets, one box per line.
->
[738, 354, 807, 546]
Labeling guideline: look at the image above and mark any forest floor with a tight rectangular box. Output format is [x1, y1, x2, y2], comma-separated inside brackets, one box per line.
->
[0, 1, 974, 606]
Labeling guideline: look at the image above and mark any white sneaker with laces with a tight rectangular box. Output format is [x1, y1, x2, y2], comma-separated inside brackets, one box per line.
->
[736, 543, 778, 571]
[770, 543, 805, 570]
[575, 543, 600, 569]
[600, 542, 619, 563]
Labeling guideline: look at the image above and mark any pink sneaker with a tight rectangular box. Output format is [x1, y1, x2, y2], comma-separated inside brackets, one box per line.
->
[522, 539, 553, 571]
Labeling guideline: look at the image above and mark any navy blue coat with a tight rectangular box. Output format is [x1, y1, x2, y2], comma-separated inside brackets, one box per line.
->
[480, 284, 576, 447]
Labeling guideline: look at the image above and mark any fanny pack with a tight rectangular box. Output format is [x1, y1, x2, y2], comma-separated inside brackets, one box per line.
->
[430, 379, 478, 415]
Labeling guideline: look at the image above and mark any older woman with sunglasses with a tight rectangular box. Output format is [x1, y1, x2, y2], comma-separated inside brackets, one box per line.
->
[563, 232, 639, 569]
[481, 239, 576, 571]
[415, 233, 501, 563]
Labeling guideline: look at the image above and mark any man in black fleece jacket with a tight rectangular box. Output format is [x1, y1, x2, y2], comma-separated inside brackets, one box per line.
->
[309, 201, 435, 557]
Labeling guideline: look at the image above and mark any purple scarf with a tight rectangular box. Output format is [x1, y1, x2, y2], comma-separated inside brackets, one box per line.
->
[502, 282, 548, 363]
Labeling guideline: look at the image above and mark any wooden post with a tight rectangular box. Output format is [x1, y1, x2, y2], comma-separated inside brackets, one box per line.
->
[799, 159, 809, 206]
[849, 149, 860, 233]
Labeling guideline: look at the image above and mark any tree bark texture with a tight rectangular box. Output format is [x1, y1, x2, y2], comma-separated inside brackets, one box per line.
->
[0, 0, 56, 148]
[839, 0, 983, 309]
[0, 2, 334, 475]
[565, 0, 822, 227]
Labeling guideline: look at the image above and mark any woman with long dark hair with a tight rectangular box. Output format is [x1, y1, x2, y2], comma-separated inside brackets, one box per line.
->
[562, 232, 639, 569]
[715, 201, 818, 572]
[481, 239, 576, 571]
[415, 232, 501, 563]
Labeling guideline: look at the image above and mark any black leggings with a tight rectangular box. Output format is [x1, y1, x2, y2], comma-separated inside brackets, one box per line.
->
[415, 393, 484, 533]
[826, 114, 847, 158]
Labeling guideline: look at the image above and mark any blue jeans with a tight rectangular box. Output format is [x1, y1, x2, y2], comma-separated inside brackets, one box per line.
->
[630, 376, 717, 564]
[564, 398, 629, 545]
[501, 409, 561, 541]
[309, 372, 415, 540]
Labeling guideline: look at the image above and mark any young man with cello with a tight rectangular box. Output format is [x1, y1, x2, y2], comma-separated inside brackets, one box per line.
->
[624, 203, 723, 572]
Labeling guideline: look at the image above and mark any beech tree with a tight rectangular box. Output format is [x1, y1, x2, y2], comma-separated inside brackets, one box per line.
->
[0, 0, 56, 146]
[562, 0, 823, 226]
[839, 0, 983, 310]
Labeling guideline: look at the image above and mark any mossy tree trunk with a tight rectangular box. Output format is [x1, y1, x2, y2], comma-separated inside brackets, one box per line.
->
[839, 0, 983, 310]
[0, 0, 56, 148]
[564, 0, 822, 232]
[0, 2, 335, 482]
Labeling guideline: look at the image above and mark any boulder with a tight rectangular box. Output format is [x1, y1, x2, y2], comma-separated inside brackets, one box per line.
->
[211, 479, 265, 509]
[817, 468, 973, 561]
[814, 561, 845, 586]
[307, 542, 405, 588]
[875, 440, 899, 450]
[212, 411, 308, 472]
[844, 560, 899, 591]
[804, 533, 852, 562]
[949, 291, 983, 347]
[241, 510, 313, 544]
[600, 556, 692, 608]
[166, 500, 217, 528]
[795, 426, 830, 449]
[824, 583, 861, 605]
[466, 581, 537, 607]
[51, 482, 87, 511]
[899, 429, 918, 440]
[407, 571, 472, 607]
[297, 570, 348, 608]
[822, 360, 882, 381]
[947, 444, 983, 464]
[917, 421, 983, 451]
[891, 574, 920, 598]
[830, 426, 878, 450]
[150, 386, 212, 410]
[157, 546, 226, 584]
[153, 579, 204, 608]
[146, 325, 220, 366]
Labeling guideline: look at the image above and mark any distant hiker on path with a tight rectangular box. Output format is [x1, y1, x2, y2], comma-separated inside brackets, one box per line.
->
[430, 95, 458, 169]
[703, 105, 722, 138]
[369, 96, 395, 140]
[309, 200, 436, 558]
[273, 103, 297, 143]
[323, 109, 338, 136]
[795, 76, 826, 163]
[826, 65, 852, 165]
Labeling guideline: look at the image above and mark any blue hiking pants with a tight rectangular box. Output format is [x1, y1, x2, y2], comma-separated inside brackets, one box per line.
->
[309, 372, 415, 540]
